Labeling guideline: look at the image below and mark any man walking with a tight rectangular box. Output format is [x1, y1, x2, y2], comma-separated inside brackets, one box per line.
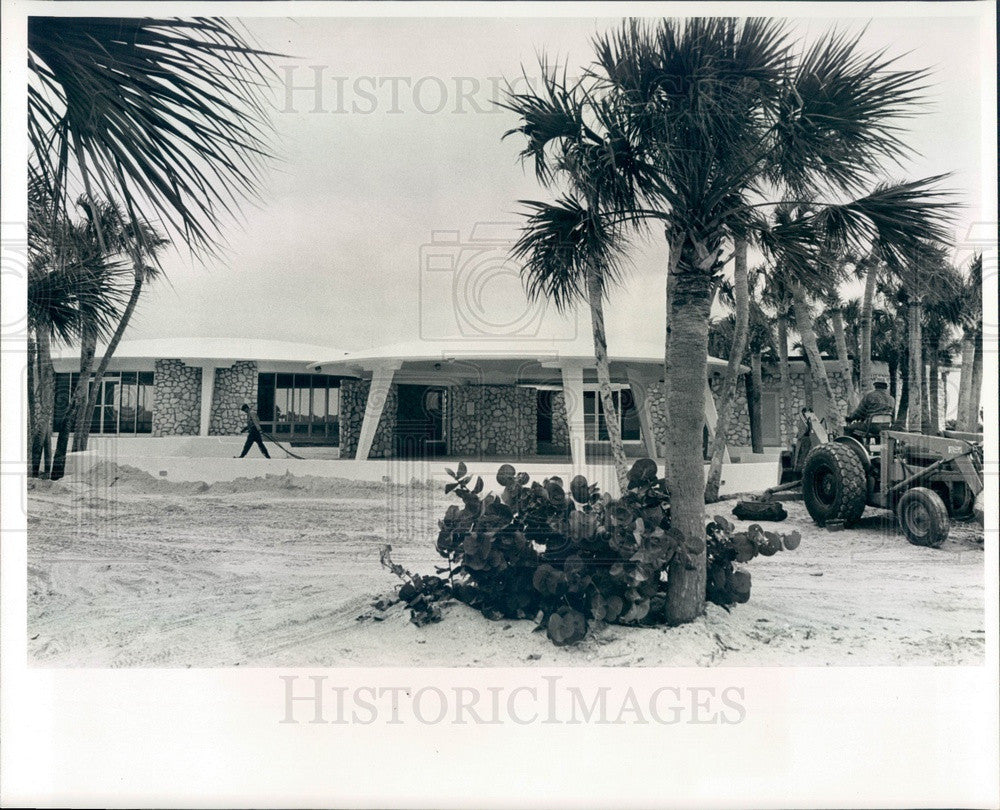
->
[236, 402, 271, 458]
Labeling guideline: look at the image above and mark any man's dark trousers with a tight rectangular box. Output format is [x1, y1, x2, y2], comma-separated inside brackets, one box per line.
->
[239, 429, 271, 458]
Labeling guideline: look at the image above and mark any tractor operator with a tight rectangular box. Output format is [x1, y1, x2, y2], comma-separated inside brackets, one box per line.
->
[846, 375, 895, 436]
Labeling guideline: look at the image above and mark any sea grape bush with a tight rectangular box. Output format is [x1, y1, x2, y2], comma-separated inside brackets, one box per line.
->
[381, 459, 800, 646]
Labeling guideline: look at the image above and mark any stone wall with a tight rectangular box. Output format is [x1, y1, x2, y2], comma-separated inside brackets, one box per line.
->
[448, 384, 536, 459]
[209, 361, 258, 435]
[152, 359, 201, 436]
[763, 364, 851, 446]
[547, 390, 570, 453]
[339, 378, 397, 458]
[708, 373, 752, 448]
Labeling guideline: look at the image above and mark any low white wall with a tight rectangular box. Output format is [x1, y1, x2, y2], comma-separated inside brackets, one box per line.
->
[84, 436, 339, 459]
[65, 448, 779, 497]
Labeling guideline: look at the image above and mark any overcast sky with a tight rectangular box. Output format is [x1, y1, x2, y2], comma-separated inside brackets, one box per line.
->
[127, 11, 993, 354]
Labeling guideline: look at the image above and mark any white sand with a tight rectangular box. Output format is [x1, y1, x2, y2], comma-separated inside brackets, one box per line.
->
[27, 463, 984, 667]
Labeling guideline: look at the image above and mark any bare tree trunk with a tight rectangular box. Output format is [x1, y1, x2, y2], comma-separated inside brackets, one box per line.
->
[792, 282, 842, 435]
[76, 273, 144, 449]
[956, 332, 976, 430]
[705, 238, 748, 502]
[906, 300, 923, 432]
[748, 351, 763, 454]
[664, 258, 714, 625]
[969, 330, 983, 430]
[929, 338, 941, 433]
[72, 323, 99, 451]
[28, 333, 40, 476]
[660, 233, 682, 487]
[830, 308, 856, 407]
[586, 269, 628, 492]
[859, 261, 878, 392]
[895, 341, 910, 429]
[31, 328, 57, 478]
[777, 316, 794, 446]
[56, 273, 144, 472]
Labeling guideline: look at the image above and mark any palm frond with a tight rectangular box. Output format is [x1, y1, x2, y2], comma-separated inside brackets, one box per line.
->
[510, 197, 630, 312]
[28, 17, 279, 258]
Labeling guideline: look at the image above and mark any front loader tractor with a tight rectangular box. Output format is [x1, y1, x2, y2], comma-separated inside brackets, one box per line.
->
[770, 412, 983, 548]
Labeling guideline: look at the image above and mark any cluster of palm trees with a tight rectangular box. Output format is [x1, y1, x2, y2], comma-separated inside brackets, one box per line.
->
[27, 17, 276, 478]
[503, 18, 965, 624]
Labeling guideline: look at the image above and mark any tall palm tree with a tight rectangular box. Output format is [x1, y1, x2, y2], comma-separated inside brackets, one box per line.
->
[922, 264, 965, 432]
[511, 198, 632, 491]
[956, 255, 983, 431]
[884, 240, 951, 432]
[502, 65, 659, 491]
[28, 182, 130, 476]
[29, 17, 277, 477]
[856, 250, 886, 392]
[505, 18, 954, 625]
[705, 237, 749, 502]
[70, 198, 167, 453]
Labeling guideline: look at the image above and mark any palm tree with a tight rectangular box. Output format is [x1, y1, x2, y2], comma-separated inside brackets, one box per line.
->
[884, 240, 951, 432]
[70, 198, 167, 453]
[29, 17, 277, 477]
[502, 65, 660, 491]
[705, 237, 749, 502]
[956, 255, 983, 431]
[28, 183, 130, 476]
[856, 250, 886, 393]
[505, 18, 954, 625]
[922, 264, 965, 432]
[510, 198, 632, 491]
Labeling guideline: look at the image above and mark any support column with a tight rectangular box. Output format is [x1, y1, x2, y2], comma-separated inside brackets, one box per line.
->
[356, 362, 399, 460]
[560, 363, 586, 472]
[626, 365, 659, 460]
[198, 363, 215, 437]
[704, 379, 730, 463]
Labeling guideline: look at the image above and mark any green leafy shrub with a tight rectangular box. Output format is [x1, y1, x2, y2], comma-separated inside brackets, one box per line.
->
[383, 460, 800, 645]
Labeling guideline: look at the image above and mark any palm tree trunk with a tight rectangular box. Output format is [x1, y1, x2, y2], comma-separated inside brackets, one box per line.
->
[664, 256, 715, 626]
[969, 330, 983, 430]
[777, 316, 794, 445]
[956, 331, 976, 430]
[906, 300, 923, 432]
[859, 261, 878, 392]
[929, 338, 941, 433]
[68, 272, 145, 455]
[27, 333, 40, 476]
[586, 269, 628, 492]
[895, 342, 910, 429]
[31, 328, 57, 478]
[830, 308, 856, 407]
[748, 351, 763, 454]
[920, 346, 933, 435]
[72, 323, 99, 451]
[705, 238, 748, 502]
[792, 282, 842, 434]
[660, 234, 683, 486]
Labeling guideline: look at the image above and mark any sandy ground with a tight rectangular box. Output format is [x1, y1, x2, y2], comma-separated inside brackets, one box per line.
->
[27, 463, 985, 667]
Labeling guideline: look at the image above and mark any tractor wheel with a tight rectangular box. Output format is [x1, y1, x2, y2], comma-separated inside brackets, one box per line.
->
[896, 487, 950, 548]
[802, 443, 867, 526]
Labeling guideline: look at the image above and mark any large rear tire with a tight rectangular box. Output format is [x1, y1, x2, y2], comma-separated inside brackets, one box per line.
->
[802, 443, 867, 526]
[896, 487, 949, 548]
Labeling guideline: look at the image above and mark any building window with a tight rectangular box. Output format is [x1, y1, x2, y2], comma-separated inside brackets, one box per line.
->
[583, 388, 641, 442]
[256, 373, 340, 442]
[53, 371, 155, 435]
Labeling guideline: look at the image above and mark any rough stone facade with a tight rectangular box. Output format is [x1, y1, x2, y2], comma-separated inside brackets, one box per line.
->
[339, 378, 397, 458]
[547, 390, 570, 453]
[209, 361, 258, 435]
[763, 364, 851, 446]
[152, 359, 202, 436]
[448, 384, 536, 459]
[708, 373, 753, 448]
